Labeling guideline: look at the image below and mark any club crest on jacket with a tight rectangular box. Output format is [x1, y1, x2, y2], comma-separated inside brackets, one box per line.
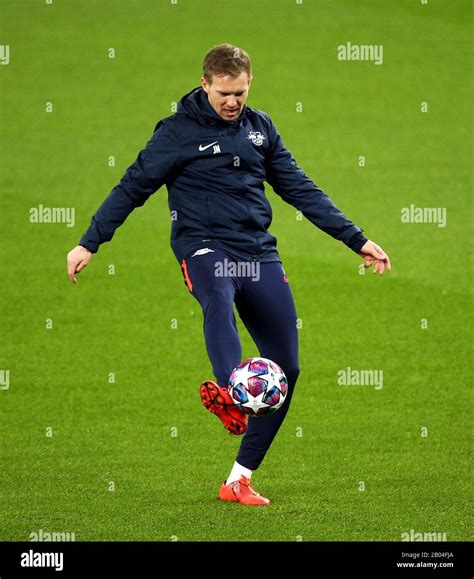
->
[247, 131, 265, 146]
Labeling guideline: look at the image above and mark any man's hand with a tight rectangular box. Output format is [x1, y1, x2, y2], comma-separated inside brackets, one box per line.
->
[67, 245, 92, 284]
[359, 240, 391, 275]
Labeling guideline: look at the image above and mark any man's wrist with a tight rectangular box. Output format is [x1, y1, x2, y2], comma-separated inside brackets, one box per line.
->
[78, 240, 98, 254]
[347, 232, 368, 254]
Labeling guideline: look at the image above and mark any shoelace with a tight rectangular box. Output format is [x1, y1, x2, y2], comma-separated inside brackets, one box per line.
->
[238, 477, 260, 496]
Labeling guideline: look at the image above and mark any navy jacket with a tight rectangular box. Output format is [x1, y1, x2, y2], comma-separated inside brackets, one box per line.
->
[79, 87, 367, 263]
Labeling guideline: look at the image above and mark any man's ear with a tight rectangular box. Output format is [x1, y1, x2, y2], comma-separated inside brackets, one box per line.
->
[201, 76, 210, 94]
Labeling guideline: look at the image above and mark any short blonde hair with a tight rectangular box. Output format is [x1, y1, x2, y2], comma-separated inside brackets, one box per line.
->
[203, 44, 252, 84]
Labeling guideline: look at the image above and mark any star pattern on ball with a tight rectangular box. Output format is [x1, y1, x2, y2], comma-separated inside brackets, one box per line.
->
[236, 362, 274, 413]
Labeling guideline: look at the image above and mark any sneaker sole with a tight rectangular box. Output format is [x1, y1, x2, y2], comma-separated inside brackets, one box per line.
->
[200, 381, 247, 436]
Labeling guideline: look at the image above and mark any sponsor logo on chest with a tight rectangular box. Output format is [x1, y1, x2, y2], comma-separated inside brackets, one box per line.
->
[196, 130, 266, 157]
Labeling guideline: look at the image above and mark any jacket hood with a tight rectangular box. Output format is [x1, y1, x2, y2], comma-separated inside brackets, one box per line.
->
[177, 86, 248, 128]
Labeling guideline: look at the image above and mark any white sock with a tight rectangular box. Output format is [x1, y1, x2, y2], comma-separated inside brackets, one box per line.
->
[226, 461, 253, 485]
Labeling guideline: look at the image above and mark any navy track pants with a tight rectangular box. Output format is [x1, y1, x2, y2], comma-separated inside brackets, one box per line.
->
[181, 248, 300, 471]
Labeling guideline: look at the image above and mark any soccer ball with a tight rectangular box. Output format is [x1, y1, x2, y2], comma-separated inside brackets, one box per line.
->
[228, 358, 288, 416]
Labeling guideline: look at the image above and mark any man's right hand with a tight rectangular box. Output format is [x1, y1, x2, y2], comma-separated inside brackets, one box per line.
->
[67, 245, 92, 284]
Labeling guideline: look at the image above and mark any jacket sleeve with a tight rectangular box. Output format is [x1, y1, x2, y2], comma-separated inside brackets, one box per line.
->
[264, 117, 367, 253]
[79, 119, 180, 253]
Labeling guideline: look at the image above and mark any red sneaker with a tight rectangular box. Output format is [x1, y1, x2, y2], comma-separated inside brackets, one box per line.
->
[200, 380, 247, 436]
[219, 476, 271, 506]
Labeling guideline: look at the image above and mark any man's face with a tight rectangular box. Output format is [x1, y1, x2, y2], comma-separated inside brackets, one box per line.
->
[201, 72, 251, 122]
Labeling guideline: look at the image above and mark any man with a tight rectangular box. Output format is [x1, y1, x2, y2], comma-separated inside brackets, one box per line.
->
[67, 44, 391, 506]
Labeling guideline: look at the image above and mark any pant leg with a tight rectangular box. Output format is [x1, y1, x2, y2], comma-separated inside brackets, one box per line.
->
[234, 262, 300, 470]
[182, 250, 242, 387]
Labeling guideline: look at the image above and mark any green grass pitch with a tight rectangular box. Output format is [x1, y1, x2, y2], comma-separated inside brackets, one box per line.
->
[0, 0, 471, 541]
